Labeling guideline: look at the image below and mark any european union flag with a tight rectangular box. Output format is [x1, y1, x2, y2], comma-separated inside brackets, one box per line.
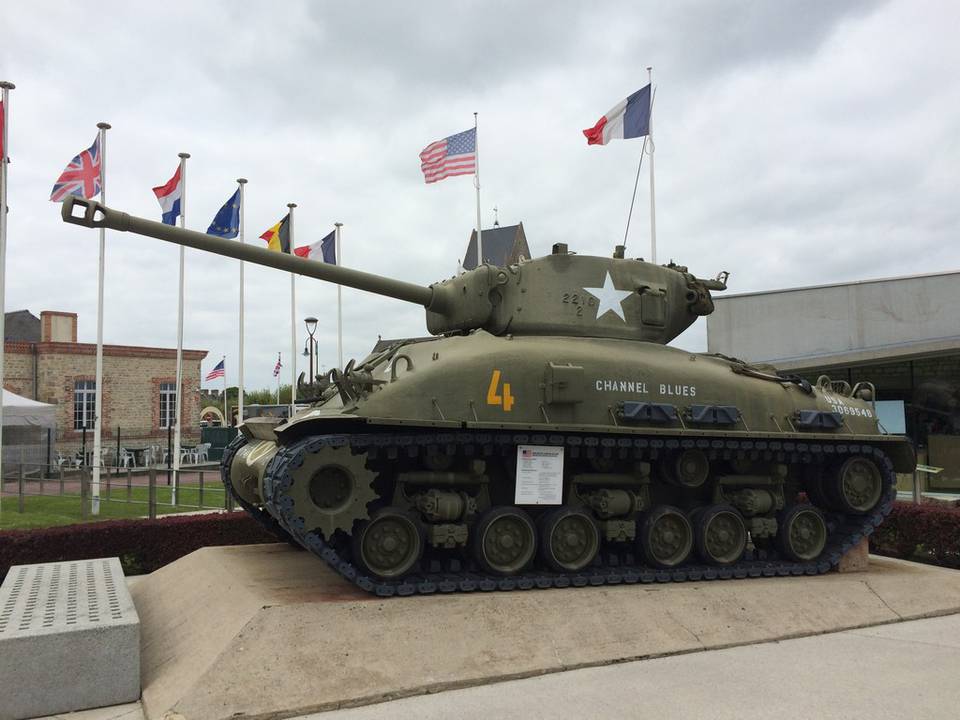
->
[207, 188, 241, 238]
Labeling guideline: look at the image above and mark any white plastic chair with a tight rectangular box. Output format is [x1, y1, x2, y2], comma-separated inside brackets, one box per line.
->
[196, 443, 211, 462]
[119, 448, 135, 468]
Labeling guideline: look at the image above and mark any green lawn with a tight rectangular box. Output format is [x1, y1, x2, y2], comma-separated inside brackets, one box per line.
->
[0, 484, 231, 530]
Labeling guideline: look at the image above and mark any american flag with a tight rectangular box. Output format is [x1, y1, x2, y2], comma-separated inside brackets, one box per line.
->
[50, 135, 102, 202]
[419, 127, 476, 184]
[205, 358, 225, 381]
[273, 354, 282, 377]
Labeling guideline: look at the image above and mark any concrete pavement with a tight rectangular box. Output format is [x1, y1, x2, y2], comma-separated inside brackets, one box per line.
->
[301, 613, 960, 720]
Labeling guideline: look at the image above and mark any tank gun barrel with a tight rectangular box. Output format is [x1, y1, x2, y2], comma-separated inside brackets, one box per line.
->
[61, 198, 441, 310]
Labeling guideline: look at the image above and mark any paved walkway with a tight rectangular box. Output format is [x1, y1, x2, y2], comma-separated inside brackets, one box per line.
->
[298, 613, 960, 720]
[37, 612, 960, 720]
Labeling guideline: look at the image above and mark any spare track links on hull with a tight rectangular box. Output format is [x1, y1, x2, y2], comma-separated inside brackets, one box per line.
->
[224, 431, 896, 598]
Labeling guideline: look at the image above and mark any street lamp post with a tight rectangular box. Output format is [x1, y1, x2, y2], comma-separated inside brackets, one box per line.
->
[304, 316, 319, 385]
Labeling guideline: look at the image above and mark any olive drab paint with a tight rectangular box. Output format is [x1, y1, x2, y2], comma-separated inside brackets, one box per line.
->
[62, 197, 915, 594]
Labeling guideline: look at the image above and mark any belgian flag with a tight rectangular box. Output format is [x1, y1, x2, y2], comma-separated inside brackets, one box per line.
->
[259, 214, 291, 253]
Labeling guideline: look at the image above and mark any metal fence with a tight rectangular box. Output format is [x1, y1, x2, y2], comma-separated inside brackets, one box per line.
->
[0, 461, 236, 522]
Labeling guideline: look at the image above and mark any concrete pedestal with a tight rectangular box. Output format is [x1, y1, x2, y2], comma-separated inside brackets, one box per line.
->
[0, 558, 140, 720]
[129, 544, 960, 720]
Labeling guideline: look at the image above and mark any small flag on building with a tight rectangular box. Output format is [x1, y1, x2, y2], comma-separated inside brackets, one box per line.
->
[207, 188, 241, 238]
[419, 127, 476, 184]
[260, 214, 291, 253]
[205, 358, 225, 381]
[152, 165, 183, 225]
[294, 230, 336, 264]
[583, 84, 651, 146]
[50, 135, 102, 202]
[273, 353, 282, 377]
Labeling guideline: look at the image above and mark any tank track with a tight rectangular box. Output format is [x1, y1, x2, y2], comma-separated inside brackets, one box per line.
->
[248, 430, 897, 597]
[221, 434, 296, 545]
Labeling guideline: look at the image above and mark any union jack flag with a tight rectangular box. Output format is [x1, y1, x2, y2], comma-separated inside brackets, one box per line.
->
[50, 135, 101, 202]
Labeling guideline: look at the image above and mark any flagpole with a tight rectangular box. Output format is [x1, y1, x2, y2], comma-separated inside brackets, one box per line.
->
[335, 222, 343, 370]
[237, 178, 246, 428]
[172, 152, 189, 504]
[0, 81, 14, 515]
[91, 121, 110, 516]
[276, 353, 281, 404]
[288, 203, 297, 418]
[222, 354, 227, 422]
[473, 112, 482, 267]
[647, 66, 657, 264]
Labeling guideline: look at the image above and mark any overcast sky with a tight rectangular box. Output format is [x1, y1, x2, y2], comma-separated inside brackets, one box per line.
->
[2, 0, 958, 391]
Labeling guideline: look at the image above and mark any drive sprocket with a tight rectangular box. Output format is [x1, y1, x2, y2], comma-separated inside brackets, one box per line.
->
[278, 441, 378, 538]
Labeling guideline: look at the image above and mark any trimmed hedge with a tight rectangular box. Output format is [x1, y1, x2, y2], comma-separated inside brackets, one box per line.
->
[0, 511, 279, 583]
[870, 502, 960, 568]
[3, 501, 958, 584]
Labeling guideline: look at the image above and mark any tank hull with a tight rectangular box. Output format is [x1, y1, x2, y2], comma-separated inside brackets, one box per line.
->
[224, 334, 912, 595]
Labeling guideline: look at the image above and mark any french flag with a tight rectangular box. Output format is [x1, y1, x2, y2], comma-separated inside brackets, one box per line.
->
[583, 84, 652, 146]
[152, 165, 183, 225]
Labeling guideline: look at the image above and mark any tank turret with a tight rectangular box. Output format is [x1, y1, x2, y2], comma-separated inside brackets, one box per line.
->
[62, 197, 727, 344]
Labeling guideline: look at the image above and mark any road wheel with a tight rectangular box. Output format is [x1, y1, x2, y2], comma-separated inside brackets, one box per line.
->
[695, 504, 747, 565]
[777, 504, 828, 561]
[638, 505, 693, 568]
[473, 506, 537, 575]
[539, 506, 600, 573]
[352, 507, 424, 579]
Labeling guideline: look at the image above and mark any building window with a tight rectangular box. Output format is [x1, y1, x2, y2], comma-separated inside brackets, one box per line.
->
[160, 382, 177, 429]
[74, 380, 96, 430]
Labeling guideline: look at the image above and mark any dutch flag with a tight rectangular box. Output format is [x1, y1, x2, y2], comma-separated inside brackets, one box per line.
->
[152, 164, 183, 225]
[583, 84, 652, 146]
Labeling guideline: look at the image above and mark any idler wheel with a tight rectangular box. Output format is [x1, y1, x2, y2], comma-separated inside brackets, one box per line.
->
[284, 444, 377, 538]
[473, 507, 537, 575]
[539, 506, 600, 573]
[694, 504, 747, 565]
[827, 456, 883, 514]
[352, 507, 424, 579]
[777, 504, 827, 561]
[638, 505, 694, 568]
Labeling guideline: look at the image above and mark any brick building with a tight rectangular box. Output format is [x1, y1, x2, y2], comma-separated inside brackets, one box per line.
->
[3, 310, 207, 457]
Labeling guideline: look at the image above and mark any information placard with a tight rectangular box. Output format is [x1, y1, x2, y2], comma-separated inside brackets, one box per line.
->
[514, 445, 564, 505]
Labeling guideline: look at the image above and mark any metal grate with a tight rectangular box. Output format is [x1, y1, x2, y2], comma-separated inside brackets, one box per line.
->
[0, 558, 133, 637]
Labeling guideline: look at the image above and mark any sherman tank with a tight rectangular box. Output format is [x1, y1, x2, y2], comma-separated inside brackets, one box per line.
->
[63, 196, 914, 596]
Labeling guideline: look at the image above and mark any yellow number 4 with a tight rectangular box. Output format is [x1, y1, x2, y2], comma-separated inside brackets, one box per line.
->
[486, 369, 515, 412]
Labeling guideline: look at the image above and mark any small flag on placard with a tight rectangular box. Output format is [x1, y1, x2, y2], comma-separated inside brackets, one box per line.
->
[260, 214, 291, 253]
[273, 354, 282, 377]
[583, 83, 651, 146]
[419, 128, 476, 184]
[152, 165, 183, 225]
[205, 358, 225, 381]
[50, 135, 102, 202]
[207, 188, 241, 238]
[294, 230, 336, 264]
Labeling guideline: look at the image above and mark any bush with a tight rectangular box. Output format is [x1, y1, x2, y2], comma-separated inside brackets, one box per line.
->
[871, 502, 960, 568]
[0, 512, 280, 583]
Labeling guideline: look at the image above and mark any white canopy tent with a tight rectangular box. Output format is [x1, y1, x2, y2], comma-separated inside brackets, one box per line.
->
[2, 389, 56, 474]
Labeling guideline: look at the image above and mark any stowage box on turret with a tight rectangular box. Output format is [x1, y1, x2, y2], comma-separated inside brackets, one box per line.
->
[63, 197, 914, 596]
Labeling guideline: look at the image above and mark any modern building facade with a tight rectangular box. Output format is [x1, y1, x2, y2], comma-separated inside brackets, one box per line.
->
[706, 270, 960, 490]
[3, 310, 207, 459]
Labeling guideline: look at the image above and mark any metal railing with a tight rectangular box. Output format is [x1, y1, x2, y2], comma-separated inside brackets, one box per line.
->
[0, 461, 236, 523]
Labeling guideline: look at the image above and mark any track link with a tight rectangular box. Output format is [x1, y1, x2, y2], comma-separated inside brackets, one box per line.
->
[251, 430, 896, 597]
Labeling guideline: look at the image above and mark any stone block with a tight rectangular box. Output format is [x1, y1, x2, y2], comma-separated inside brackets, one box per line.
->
[837, 537, 870, 573]
[0, 557, 140, 720]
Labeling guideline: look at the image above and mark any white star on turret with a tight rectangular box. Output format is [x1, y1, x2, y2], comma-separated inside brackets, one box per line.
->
[583, 272, 633, 321]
